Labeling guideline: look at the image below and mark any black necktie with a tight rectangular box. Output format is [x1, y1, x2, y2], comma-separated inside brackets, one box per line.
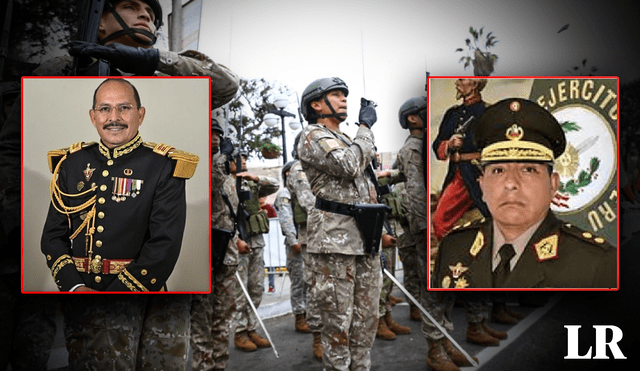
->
[493, 244, 516, 288]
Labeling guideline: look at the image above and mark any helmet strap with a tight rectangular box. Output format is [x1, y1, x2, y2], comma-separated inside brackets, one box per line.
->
[100, 1, 157, 46]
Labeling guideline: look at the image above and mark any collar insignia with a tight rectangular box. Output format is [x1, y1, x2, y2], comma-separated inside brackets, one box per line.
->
[470, 230, 485, 257]
[534, 234, 558, 261]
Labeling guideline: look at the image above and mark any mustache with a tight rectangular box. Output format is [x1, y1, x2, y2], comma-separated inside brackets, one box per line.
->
[103, 122, 128, 130]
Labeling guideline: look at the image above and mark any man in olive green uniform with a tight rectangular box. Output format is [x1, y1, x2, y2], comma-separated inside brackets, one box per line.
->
[233, 155, 280, 351]
[433, 98, 617, 289]
[297, 77, 385, 371]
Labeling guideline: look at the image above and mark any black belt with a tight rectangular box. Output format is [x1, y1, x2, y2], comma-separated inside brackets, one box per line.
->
[315, 197, 355, 216]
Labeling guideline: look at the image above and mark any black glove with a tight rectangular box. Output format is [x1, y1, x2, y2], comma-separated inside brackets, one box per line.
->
[220, 138, 235, 156]
[69, 41, 160, 76]
[358, 98, 377, 128]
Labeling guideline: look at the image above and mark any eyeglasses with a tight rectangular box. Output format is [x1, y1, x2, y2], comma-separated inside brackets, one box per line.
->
[93, 104, 138, 117]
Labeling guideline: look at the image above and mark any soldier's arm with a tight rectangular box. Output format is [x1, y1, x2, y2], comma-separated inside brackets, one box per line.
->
[288, 166, 316, 213]
[256, 175, 280, 198]
[274, 195, 299, 246]
[300, 126, 375, 179]
[106, 159, 186, 292]
[403, 147, 429, 232]
[156, 50, 239, 109]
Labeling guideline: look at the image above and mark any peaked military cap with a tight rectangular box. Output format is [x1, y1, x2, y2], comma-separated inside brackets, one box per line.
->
[475, 98, 566, 164]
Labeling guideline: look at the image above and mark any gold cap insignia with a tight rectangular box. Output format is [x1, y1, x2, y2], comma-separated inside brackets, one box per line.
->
[506, 124, 524, 141]
[510, 100, 521, 112]
[442, 276, 451, 288]
[449, 262, 469, 279]
[534, 234, 558, 261]
[470, 231, 485, 257]
[455, 277, 470, 288]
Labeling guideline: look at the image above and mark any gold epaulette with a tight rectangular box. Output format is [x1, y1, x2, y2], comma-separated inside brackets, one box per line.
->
[47, 142, 97, 173]
[144, 142, 199, 179]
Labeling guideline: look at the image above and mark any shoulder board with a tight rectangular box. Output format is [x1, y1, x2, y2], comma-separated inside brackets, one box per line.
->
[559, 222, 611, 250]
[446, 217, 486, 236]
[144, 142, 199, 179]
[47, 141, 97, 173]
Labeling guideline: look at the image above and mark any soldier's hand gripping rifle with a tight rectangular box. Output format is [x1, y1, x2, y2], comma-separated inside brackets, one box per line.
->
[71, 0, 110, 76]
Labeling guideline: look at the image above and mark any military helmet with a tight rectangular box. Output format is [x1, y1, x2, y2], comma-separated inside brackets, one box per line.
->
[281, 160, 296, 182]
[398, 96, 428, 129]
[300, 77, 349, 122]
[211, 118, 224, 135]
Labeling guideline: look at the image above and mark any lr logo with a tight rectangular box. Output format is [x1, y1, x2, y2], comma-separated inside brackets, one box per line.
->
[565, 325, 627, 359]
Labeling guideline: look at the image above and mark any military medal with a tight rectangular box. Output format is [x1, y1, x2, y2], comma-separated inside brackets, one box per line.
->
[449, 262, 469, 279]
[454, 277, 470, 288]
[111, 177, 143, 202]
[83, 163, 95, 181]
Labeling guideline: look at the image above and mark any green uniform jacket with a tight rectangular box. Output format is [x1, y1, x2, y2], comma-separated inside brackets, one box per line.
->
[433, 211, 617, 289]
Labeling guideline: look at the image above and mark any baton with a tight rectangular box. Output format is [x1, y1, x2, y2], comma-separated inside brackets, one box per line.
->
[235, 271, 279, 358]
[382, 268, 478, 367]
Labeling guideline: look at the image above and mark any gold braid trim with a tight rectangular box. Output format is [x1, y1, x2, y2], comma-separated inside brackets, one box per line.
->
[117, 269, 149, 292]
[143, 142, 199, 179]
[51, 254, 74, 280]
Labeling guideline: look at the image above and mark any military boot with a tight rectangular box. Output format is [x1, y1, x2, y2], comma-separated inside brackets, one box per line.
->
[410, 304, 421, 322]
[384, 312, 411, 335]
[376, 316, 396, 340]
[234, 330, 257, 352]
[295, 313, 311, 333]
[443, 338, 478, 367]
[389, 294, 404, 305]
[248, 330, 271, 348]
[312, 332, 323, 361]
[481, 320, 507, 340]
[466, 322, 499, 346]
[427, 338, 461, 371]
[491, 303, 519, 325]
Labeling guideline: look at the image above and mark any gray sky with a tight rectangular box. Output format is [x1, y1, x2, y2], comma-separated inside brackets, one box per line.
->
[173, 0, 638, 156]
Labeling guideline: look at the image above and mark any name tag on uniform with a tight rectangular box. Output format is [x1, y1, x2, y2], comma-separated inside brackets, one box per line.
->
[111, 177, 144, 202]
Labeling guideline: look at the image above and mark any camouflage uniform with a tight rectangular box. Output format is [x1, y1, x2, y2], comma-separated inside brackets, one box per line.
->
[274, 188, 307, 315]
[396, 134, 455, 340]
[191, 155, 239, 370]
[286, 161, 321, 331]
[298, 124, 382, 370]
[394, 182, 420, 303]
[234, 176, 279, 334]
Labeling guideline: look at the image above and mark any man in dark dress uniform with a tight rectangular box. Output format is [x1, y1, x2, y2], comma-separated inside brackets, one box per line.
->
[433, 98, 617, 289]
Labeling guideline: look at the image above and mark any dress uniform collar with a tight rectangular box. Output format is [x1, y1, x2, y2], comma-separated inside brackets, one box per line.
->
[98, 133, 143, 159]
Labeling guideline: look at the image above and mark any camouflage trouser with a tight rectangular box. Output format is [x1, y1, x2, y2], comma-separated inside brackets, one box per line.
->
[303, 245, 322, 332]
[397, 244, 420, 304]
[234, 246, 264, 333]
[378, 246, 396, 317]
[286, 244, 307, 315]
[190, 265, 237, 371]
[415, 232, 455, 340]
[61, 294, 191, 370]
[460, 293, 490, 323]
[0, 272, 56, 371]
[310, 252, 382, 371]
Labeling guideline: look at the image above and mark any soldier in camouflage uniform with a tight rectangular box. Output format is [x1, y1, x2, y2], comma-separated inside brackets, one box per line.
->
[395, 96, 476, 371]
[274, 161, 311, 334]
[233, 156, 280, 351]
[286, 137, 324, 360]
[297, 77, 387, 371]
[31, 2, 239, 369]
[190, 121, 245, 370]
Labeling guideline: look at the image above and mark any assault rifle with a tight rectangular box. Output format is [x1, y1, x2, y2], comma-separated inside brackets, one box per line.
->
[235, 154, 250, 242]
[72, 0, 110, 75]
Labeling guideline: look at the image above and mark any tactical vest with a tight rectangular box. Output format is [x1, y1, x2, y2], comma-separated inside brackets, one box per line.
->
[381, 191, 405, 221]
[245, 181, 270, 235]
[292, 194, 307, 225]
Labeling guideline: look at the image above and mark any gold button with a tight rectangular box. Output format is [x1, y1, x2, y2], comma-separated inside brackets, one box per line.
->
[98, 212, 105, 219]
[582, 232, 593, 239]
[102, 170, 109, 177]
[107, 160, 114, 166]
[151, 278, 157, 284]
[97, 226, 104, 233]
[47, 255, 52, 261]
[95, 240, 103, 247]
[94, 276, 102, 283]
[100, 184, 107, 192]
[141, 269, 148, 275]
[594, 237, 605, 244]
[98, 197, 105, 204]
